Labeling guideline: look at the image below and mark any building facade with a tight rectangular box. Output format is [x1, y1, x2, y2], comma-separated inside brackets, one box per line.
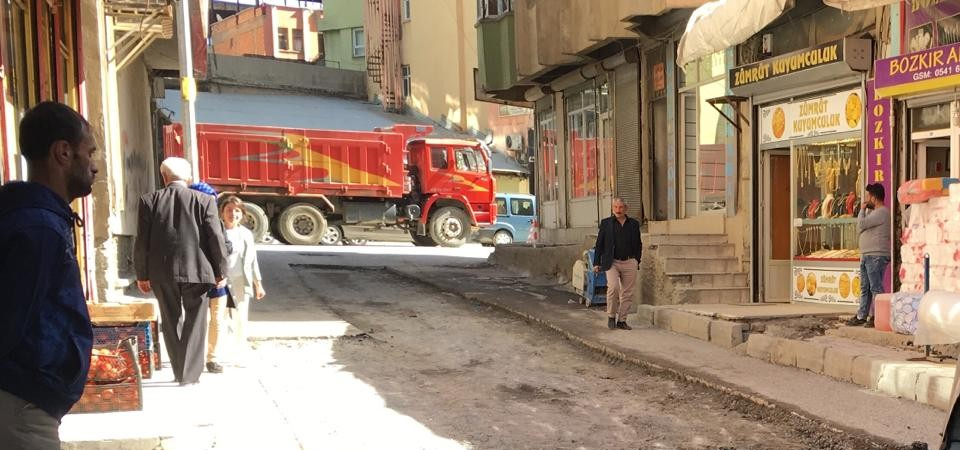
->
[1, 0, 210, 303]
[365, 0, 534, 187]
[315, 0, 366, 71]
[476, 0, 896, 306]
[211, 5, 323, 62]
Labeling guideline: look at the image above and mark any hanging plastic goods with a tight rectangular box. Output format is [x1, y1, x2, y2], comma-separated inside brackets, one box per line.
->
[915, 290, 960, 345]
[898, 178, 960, 205]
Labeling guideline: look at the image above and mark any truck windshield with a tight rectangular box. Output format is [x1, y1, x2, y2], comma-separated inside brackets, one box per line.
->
[455, 148, 487, 173]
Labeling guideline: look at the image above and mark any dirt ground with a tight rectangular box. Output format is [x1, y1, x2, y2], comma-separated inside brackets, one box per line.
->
[251, 265, 917, 450]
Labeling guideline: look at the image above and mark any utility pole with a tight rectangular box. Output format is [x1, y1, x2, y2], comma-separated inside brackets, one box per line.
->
[176, 0, 200, 181]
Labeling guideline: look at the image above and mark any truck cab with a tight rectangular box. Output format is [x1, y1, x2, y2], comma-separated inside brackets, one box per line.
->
[404, 138, 497, 247]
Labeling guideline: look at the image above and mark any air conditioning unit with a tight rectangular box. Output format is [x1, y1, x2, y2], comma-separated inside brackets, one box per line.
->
[505, 134, 524, 150]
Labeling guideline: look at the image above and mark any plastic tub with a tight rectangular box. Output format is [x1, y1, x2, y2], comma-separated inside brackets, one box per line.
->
[874, 293, 892, 332]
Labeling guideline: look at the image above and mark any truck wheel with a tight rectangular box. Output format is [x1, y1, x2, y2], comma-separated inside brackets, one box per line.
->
[428, 207, 469, 248]
[409, 231, 437, 247]
[278, 203, 327, 245]
[241, 202, 269, 243]
[320, 225, 343, 246]
[494, 230, 513, 246]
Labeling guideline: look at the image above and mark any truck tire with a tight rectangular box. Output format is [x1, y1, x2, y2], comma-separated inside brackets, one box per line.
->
[409, 231, 437, 247]
[319, 225, 343, 246]
[241, 202, 269, 243]
[428, 206, 469, 248]
[277, 203, 327, 245]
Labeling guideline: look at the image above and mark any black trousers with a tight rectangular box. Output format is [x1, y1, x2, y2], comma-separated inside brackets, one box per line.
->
[153, 281, 211, 384]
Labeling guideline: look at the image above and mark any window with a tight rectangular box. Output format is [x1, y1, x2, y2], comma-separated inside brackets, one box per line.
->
[537, 109, 558, 202]
[566, 85, 598, 199]
[510, 198, 534, 216]
[495, 198, 507, 215]
[455, 148, 487, 173]
[478, 0, 511, 19]
[431, 147, 449, 170]
[402, 0, 411, 20]
[277, 27, 289, 50]
[678, 51, 729, 216]
[352, 28, 365, 57]
[293, 29, 304, 52]
[401, 65, 411, 98]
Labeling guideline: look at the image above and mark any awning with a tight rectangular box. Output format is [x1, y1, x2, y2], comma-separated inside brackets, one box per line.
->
[677, 0, 788, 68]
[822, 0, 895, 11]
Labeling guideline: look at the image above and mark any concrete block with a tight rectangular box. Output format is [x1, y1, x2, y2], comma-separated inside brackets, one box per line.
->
[709, 320, 747, 348]
[795, 341, 828, 374]
[746, 333, 780, 362]
[917, 371, 955, 410]
[773, 339, 800, 367]
[679, 314, 712, 341]
[668, 311, 691, 335]
[876, 362, 921, 400]
[635, 304, 656, 326]
[852, 355, 884, 389]
[823, 347, 856, 382]
[653, 309, 678, 330]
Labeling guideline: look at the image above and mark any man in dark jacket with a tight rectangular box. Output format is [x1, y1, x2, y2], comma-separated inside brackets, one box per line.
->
[0, 102, 98, 449]
[593, 198, 642, 330]
[135, 157, 228, 385]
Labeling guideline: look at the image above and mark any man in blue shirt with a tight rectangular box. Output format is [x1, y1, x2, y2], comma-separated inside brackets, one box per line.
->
[0, 102, 98, 449]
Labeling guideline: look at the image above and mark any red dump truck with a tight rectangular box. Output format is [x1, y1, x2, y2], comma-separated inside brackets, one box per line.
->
[163, 123, 496, 247]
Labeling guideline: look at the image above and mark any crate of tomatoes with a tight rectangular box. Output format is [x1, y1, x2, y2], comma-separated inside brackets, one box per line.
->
[70, 337, 143, 414]
[92, 322, 155, 379]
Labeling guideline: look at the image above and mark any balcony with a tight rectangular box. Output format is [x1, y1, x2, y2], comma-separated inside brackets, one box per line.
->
[477, 12, 518, 94]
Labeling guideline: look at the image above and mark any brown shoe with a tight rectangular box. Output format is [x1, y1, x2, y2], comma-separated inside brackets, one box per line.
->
[616, 321, 632, 330]
[206, 362, 224, 373]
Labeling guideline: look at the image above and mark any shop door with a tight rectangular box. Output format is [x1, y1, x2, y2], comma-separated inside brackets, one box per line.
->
[914, 140, 950, 178]
[762, 151, 792, 302]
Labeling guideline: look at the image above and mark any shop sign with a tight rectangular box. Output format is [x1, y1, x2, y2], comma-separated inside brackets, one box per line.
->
[874, 41, 960, 98]
[866, 80, 894, 292]
[792, 266, 861, 304]
[903, 0, 960, 53]
[730, 41, 843, 90]
[758, 88, 863, 145]
[865, 80, 892, 208]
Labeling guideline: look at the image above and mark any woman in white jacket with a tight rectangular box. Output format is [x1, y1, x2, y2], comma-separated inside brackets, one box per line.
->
[219, 195, 266, 344]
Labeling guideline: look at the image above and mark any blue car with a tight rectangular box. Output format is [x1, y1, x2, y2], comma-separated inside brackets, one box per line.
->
[477, 193, 536, 246]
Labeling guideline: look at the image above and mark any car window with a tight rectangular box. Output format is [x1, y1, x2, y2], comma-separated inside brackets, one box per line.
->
[511, 198, 534, 216]
[431, 147, 448, 170]
[495, 197, 507, 215]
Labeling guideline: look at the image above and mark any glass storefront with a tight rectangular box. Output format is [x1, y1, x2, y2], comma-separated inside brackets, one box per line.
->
[759, 87, 864, 304]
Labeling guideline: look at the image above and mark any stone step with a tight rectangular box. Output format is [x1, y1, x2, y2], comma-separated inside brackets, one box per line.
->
[664, 257, 740, 274]
[675, 286, 751, 304]
[668, 272, 749, 288]
[644, 234, 728, 245]
[652, 243, 735, 258]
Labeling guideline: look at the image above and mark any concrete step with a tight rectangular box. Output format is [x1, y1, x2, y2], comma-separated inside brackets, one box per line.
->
[653, 243, 735, 258]
[644, 234, 728, 246]
[668, 272, 749, 288]
[664, 257, 740, 274]
[675, 286, 750, 304]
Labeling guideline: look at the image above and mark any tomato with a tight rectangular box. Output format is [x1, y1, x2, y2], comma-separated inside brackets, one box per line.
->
[100, 388, 114, 401]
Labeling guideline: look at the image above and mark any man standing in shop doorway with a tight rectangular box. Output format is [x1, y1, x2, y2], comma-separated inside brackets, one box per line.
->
[593, 198, 642, 330]
[847, 183, 891, 328]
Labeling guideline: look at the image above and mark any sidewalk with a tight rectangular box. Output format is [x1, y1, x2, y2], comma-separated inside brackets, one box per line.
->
[60, 250, 361, 450]
[390, 264, 946, 448]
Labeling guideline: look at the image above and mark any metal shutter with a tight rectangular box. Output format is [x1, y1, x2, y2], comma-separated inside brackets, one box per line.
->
[614, 62, 642, 217]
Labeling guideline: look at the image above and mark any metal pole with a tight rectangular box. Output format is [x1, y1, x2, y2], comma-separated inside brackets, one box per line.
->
[176, 0, 200, 181]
